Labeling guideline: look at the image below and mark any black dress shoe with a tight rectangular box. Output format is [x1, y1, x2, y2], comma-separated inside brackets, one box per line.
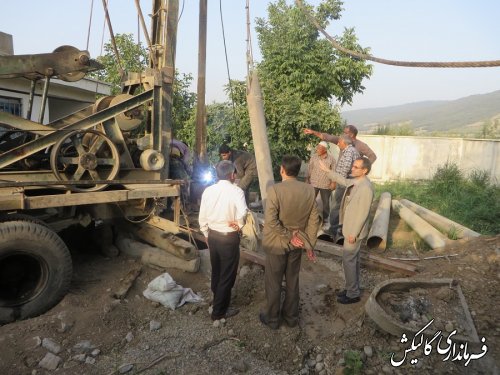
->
[259, 312, 279, 330]
[336, 289, 347, 298]
[212, 307, 240, 321]
[337, 294, 360, 304]
[283, 318, 298, 328]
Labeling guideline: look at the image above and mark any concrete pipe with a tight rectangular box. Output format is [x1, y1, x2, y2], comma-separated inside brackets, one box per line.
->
[128, 223, 198, 261]
[115, 235, 200, 273]
[247, 70, 275, 210]
[392, 200, 447, 250]
[400, 199, 480, 239]
[367, 192, 392, 250]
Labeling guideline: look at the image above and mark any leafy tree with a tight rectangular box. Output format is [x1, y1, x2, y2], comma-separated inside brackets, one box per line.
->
[88, 34, 197, 140]
[252, 0, 372, 165]
[480, 118, 499, 139]
[221, 80, 251, 149]
[373, 122, 415, 136]
[172, 72, 197, 135]
[89, 33, 148, 94]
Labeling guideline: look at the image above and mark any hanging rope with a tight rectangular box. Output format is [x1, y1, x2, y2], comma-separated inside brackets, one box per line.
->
[86, 0, 95, 51]
[296, 0, 500, 68]
[99, 0, 107, 57]
[219, 0, 239, 127]
[134, 0, 158, 68]
[178, 0, 186, 22]
[101, 0, 126, 79]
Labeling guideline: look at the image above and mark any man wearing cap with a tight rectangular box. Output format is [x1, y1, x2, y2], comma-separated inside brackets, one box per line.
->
[219, 144, 258, 203]
[306, 141, 336, 229]
[303, 125, 377, 164]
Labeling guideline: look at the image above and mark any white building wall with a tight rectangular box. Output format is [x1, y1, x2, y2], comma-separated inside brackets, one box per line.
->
[357, 135, 500, 184]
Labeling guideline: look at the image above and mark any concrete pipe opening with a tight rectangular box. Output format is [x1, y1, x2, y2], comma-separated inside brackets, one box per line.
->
[367, 236, 384, 249]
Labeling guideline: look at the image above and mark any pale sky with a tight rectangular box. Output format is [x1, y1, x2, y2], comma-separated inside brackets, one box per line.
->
[2, 1, 500, 110]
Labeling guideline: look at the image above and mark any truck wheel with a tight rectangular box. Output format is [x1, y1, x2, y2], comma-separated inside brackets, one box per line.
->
[0, 213, 48, 227]
[0, 221, 72, 324]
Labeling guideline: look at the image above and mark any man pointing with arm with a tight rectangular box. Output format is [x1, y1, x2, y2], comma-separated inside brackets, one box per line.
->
[304, 124, 377, 164]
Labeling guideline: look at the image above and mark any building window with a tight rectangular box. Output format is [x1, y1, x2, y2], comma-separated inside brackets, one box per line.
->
[0, 96, 22, 116]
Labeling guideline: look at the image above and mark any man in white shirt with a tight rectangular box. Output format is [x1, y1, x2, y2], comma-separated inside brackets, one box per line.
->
[199, 160, 248, 320]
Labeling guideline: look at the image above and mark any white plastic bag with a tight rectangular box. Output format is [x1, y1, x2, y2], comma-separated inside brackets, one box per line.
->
[143, 272, 202, 310]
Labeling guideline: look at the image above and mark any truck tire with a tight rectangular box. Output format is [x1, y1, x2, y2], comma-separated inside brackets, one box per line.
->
[0, 221, 72, 324]
[0, 213, 48, 227]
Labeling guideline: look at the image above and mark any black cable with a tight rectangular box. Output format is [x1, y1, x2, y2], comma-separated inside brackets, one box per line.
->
[219, 0, 239, 128]
[178, 0, 185, 22]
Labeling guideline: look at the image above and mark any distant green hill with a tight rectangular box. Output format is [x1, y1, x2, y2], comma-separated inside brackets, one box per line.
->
[341, 90, 500, 136]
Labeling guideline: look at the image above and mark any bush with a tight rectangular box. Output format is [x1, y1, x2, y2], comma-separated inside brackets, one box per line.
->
[375, 162, 500, 235]
[469, 170, 491, 188]
[344, 350, 363, 375]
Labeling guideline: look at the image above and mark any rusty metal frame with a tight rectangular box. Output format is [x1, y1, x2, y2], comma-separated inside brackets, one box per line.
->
[0, 89, 154, 169]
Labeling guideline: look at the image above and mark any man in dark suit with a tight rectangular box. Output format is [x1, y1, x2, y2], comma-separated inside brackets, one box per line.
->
[319, 157, 374, 304]
[260, 155, 320, 329]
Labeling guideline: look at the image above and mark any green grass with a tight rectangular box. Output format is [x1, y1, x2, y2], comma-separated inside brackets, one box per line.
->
[344, 350, 363, 375]
[375, 163, 500, 235]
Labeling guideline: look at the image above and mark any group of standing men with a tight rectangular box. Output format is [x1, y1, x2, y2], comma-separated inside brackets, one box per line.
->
[198, 125, 376, 328]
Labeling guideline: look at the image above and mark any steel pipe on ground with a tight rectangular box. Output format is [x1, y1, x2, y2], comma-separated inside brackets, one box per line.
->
[367, 192, 392, 250]
[392, 200, 447, 250]
[400, 199, 480, 239]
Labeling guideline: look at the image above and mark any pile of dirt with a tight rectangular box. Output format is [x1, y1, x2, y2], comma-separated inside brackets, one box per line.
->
[0, 229, 498, 375]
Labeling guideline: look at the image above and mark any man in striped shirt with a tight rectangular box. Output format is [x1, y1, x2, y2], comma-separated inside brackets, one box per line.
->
[303, 125, 377, 164]
[329, 135, 360, 238]
[306, 141, 336, 228]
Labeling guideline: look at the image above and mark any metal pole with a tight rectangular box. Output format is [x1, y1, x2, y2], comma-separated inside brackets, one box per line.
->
[27, 79, 37, 121]
[195, 0, 207, 164]
[159, 0, 178, 180]
[38, 77, 50, 124]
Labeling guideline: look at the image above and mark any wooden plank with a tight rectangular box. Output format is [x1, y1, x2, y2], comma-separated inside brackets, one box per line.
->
[240, 247, 266, 267]
[128, 222, 198, 260]
[364, 254, 417, 276]
[0, 192, 24, 210]
[456, 283, 480, 343]
[23, 185, 179, 210]
[315, 239, 417, 276]
[146, 215, 181, 234]
[26, 190, 128, 209]
[127, 185, 179, 199]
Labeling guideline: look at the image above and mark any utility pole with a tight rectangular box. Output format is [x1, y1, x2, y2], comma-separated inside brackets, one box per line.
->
[195, 0, 207, 164]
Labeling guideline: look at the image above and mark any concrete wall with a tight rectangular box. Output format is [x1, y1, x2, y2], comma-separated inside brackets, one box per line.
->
[0, 77, 111, 123]
[357, 135, 500, 184]
[0, 32, 13, 55]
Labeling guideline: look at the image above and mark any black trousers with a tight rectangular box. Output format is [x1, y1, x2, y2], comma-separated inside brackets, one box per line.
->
[207, 230, 240, 319]
[264, 249, 302, 326]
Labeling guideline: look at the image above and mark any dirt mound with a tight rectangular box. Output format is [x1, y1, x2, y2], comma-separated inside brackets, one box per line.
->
[0, 235, 498, 374]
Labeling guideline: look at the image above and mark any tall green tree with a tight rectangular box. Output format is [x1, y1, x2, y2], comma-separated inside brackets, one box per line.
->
[88, 33, 197, 139]
[89, 33, 148, 94]
[172, 72, 197, 136]
[253, 0, 372, 164]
